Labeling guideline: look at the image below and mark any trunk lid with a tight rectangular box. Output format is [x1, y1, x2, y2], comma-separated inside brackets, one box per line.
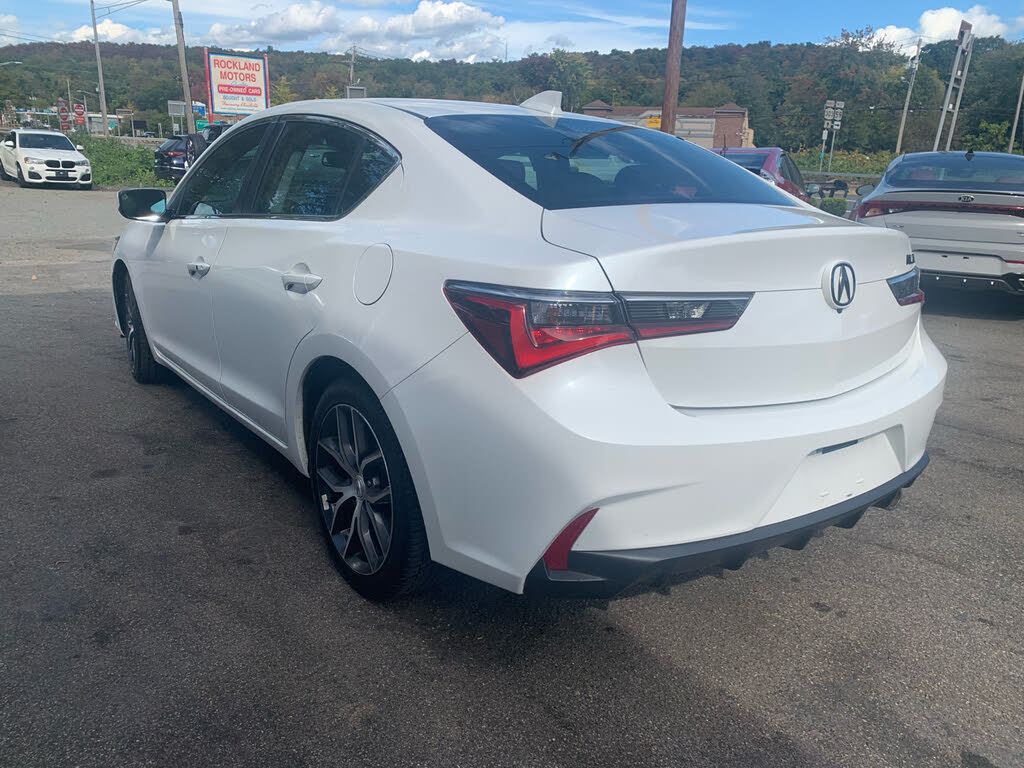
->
[542, 202, 919, 408]
[866, 190, 1024, 245]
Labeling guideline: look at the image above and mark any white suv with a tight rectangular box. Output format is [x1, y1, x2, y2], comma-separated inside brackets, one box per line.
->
[0, 129, 92, 189]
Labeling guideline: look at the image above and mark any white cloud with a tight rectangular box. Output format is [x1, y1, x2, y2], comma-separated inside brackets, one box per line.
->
[0, 13, 21, 47]
[56, 18, 177, 45]
[207, 1, 340, 46]
[875, 4, 1012, 50]
[321, 0, 505, 60]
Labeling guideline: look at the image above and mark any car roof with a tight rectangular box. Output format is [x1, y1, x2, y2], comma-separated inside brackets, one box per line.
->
[253, 97, 611, 125]
[13, 128, 66, 134]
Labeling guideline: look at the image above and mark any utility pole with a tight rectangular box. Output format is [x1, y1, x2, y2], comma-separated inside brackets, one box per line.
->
[660, 0, 686, 136]
[895, 38, 921, 155]
[89, 0, 110, 136]
[67, 78, 72, 110]
[170, 0, 195, 134]
[1009, 67, 1024, 154]
[348, 46, 356, 86]
[934, 21, 973, 152]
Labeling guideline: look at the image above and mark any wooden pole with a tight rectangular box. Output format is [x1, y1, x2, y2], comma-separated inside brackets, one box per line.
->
[660, 0, 686, 136]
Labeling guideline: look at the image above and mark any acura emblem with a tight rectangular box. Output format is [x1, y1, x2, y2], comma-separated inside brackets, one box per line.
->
[823, 262, 856, 313]
[958, 194, 975, 203]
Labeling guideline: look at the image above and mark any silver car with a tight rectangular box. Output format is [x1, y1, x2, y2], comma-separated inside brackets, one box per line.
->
[855, 151, 1024, 295]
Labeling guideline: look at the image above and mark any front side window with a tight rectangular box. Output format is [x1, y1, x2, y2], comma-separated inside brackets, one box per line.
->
[173, 123, 268, 217]
[253, 119, 399, 218]
[18, 133, 75, 151]
[427, 115, 793, 210]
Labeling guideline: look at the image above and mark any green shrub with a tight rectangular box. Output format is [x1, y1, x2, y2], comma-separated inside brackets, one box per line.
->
[817, 197, 849, 217]
[75, 134, 171, 187]
[791, 149, 895, 175]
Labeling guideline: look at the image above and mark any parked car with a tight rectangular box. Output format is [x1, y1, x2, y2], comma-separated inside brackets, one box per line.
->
[0, 128, 92, 189]
[711, 147, 815, 202]
[154, 135, 186, 182]
[184, 123, 228, 169]
[110, 94, 946, 601]
[141, 131, 157, 138]
[855, 151, 1024, 294]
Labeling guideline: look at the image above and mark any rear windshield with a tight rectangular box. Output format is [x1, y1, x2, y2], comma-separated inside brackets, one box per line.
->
[426, 114, 794, 210]
[158, 138, 185, 152]
[720, 152, 769, 172]
[19, 133, 75, 150]
[885, 153, 1024, 192]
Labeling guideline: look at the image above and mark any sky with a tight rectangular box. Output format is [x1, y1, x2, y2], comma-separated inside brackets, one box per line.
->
[1, 1, 1022, 62]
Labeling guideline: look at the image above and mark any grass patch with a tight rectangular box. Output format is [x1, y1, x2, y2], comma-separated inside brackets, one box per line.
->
[75, 135, 174, 188]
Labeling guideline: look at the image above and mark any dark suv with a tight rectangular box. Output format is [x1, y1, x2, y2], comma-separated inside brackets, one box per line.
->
[154, 136, 186, 182]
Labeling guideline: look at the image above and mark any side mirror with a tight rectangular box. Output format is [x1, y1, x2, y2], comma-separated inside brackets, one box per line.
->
[2, 140, 13, 149]
[805, 183, 821, 196]
[118, 188, 167, 221]
[856, 183, 875, 197]
[76, 144, 84, 151]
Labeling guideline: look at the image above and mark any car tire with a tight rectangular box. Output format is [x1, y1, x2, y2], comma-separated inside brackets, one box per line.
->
[0, 162, 8, 181]
[122, 273, 162, 384]
[16, 165, 28, 188]
[184, 133, 208, 169]
[309, 379, 431, 601]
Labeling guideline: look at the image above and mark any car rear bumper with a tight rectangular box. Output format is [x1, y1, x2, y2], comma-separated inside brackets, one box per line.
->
[920, 269, 1024, 294]
[386, 320, 946, 595]
[524, 453, 928, 597]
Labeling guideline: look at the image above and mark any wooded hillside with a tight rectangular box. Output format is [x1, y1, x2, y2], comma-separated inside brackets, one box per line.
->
[2, 35, 1022, 154]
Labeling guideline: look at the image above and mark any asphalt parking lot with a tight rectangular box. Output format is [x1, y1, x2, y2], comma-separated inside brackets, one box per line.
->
[2, 181, 1022, 768]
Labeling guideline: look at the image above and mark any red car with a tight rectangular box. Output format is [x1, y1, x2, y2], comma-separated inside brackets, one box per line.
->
[711, 147, 814, 202]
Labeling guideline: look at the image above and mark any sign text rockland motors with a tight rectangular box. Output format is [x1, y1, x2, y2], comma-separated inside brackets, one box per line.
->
[205, 51, 269, 115]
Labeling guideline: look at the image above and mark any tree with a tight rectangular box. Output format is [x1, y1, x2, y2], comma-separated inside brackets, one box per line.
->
[963, 121, 1011, 151]
[548, 49, 591, 112]
[271, 75, 299, 106]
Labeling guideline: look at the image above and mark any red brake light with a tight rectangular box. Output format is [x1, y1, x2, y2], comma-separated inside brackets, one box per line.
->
[444, 283, 633, 378]
[542, 509, 598, 571]
[165, 151, 184, 157]
[445, 282, 752, 377]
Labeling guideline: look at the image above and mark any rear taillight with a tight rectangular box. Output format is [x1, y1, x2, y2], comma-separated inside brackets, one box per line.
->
[166, 151, 184, 157]
[857, 199, 1024, 220]
[887, 267, 924, 306]
[444, 282, 752, 378]
[444, 282, 633, 378]
[621, 294, 752, 339]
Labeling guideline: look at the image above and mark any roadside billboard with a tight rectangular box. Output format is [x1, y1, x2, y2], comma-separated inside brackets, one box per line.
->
[205, 50, 270, 115]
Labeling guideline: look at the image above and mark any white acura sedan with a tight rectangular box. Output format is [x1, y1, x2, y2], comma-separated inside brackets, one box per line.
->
[111, 94, 946, 600]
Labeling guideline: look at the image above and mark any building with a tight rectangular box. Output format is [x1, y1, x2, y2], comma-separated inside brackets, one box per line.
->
[581, 100, 755, 149]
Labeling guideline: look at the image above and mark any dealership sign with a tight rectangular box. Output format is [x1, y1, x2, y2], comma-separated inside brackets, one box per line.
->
[205, 50, 269, 115]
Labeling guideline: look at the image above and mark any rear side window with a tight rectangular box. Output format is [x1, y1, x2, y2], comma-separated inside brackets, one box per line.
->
[426, 114, 793, 210]
[885, 153, 1024, 191]
[252, 119, 399, 218]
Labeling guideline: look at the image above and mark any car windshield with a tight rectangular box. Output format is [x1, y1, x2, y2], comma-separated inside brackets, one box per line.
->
[720, 152, 769, 171]
[19, 133, 75, 150]
[885, 153, 1024, 192]
[426, 114, 794, 210]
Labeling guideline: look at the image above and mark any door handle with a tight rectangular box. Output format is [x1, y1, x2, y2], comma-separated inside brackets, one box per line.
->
[281, 270, 323, 294]
[187, 261, 211, 278]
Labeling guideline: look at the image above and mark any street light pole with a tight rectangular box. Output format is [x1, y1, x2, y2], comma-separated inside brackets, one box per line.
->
[660, 0, 686, 136]
[170, 0, 196, 134]
[1009, 68, 1024, 154]
[89, 0, 110, 136]
[895, 38, 921, 155]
